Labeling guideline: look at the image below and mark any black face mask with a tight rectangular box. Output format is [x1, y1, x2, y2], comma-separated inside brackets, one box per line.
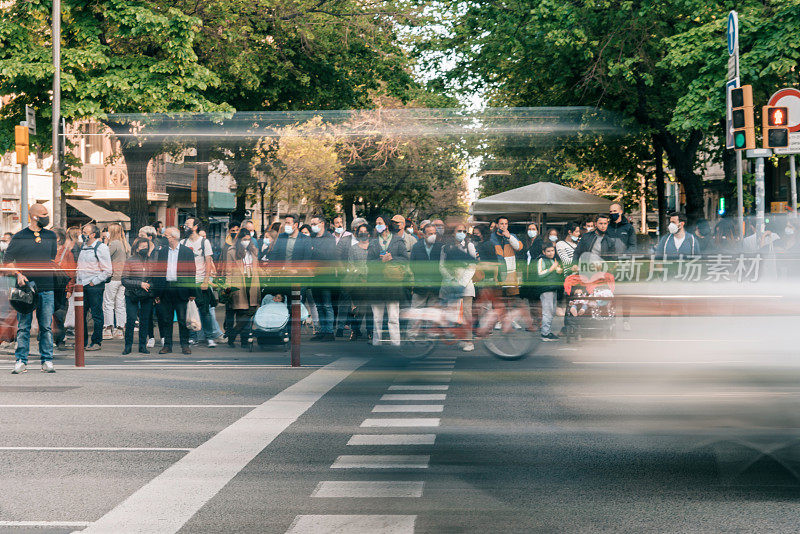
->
[36, 215, 50, 228]
[389, 222, 400, 233]
[357, 233, 369, 242]
[137, 248, 148, 258]
[610, 213, 620, 222]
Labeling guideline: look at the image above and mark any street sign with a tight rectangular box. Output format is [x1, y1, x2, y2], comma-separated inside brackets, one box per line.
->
[25, 105, 35, 136]
[768, 88, 800, 154]
[727, 12, 738, 56]
[725, 78, 739, 149]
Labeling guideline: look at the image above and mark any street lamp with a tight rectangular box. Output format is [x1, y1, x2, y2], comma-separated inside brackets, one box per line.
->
[257, 176, 268, 233]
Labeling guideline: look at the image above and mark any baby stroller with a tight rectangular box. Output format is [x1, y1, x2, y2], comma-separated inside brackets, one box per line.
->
[250, 294, 309, 351]
[563, 272, 616, 343]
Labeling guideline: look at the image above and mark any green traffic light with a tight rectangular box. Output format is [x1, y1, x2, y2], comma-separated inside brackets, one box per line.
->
[734, 132, 746, 148]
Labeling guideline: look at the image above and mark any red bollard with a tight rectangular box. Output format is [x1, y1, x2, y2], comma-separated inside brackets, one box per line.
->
[290, 284, 301, 367]
[73, 284, 84, 367]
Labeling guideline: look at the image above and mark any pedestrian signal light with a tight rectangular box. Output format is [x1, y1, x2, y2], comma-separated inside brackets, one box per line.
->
[718, 197, 726, 216]
[763, 105, 789, 149]
[731, 85, 755, 151]
[14, 125, 29, 163]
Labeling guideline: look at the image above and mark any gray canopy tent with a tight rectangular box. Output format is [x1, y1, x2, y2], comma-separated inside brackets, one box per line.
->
[470, 181, 613, 225]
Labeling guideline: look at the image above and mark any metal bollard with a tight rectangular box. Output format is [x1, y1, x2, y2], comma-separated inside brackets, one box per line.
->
[290, 284, 301, 367]
[73, 284, 84, 367]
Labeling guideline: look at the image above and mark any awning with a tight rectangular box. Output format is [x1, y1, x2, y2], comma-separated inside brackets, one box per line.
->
[471, 181, 612, 216]
[66, 199, 131, 230]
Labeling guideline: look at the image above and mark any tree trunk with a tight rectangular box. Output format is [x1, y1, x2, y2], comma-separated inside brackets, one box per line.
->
[118, 144, 154, 235]
[653, 137, 667, 235]
[196, 145, 210, 225]
[659, 130, 705, 225]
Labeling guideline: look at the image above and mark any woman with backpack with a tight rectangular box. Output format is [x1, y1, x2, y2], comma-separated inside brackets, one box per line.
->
[102, 223, 130, 340]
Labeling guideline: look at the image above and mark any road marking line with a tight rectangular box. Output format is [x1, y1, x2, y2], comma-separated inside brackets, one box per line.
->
[286, 515, 415, 534]
[361, 418, 440, 428]
[388, 385, 449, 391]
[0, 365, 324, 370]
[0, 521, 92, 527]
[0, 405, 259, 408]
[394, 375, 451, 382]
[0, 447, 191, 452]
[347, 434, 437, 446]
[312, 481, 424, 498]
[80, 357, 366, 534]
[372, 405, 443, 413]
[331, 455, 430, 469]
[380, 394, 446, 401]
[572, 361, 749, 365]
[409, 366, 454, 370]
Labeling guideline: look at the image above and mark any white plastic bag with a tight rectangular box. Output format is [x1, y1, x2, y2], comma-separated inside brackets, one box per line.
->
[186, 300, 202, 331]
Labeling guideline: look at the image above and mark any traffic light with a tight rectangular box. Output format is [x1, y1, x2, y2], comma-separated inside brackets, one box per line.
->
[731, 85, 755, 150]
[762, 105, 789, 148]
[14, 125, 29, 163]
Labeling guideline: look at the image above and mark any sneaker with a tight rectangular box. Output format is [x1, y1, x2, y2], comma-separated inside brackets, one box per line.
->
[207, 339, 217, 348]
[138, 346, 150, 354]
[188, 339, 197, 346]
[159, 347, 172, 354]
[462, 342, 475, 352]
[310, 332, 325, 341]
[85, 343, 101, 351]
[11, 361, 26, 374]
[541, 333, 558, 342]
[160, 337, 165, 347]
[102, 326, 114, 340]
[623, 321, 631, 331]
[122, 346, 132, 355]
[41, 361, 55, 373]
[146, 337, 155, 348]
[113, 327, 124, 339]
[182, 347, 192, 355]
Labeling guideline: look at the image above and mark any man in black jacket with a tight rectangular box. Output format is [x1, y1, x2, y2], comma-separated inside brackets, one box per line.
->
[608, 203, 637, 254]
[308, 215, 337, 341]
[574, 214, 617, 264]
[152, 227, 197, 354]
[409, 224, 443, 307]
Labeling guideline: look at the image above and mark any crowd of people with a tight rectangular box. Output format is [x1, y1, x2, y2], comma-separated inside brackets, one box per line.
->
[0, 200, 793, 373]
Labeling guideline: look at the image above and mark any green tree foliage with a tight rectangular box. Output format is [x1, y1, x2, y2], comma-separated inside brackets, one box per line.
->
[417, 0, 800, 222]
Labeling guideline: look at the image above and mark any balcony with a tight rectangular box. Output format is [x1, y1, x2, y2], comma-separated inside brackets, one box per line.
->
[78, 164, 129, 190]
[152, 161, 196, 189]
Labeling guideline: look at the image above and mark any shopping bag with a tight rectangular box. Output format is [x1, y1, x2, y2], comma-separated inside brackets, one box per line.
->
[186, 300, 202, 331]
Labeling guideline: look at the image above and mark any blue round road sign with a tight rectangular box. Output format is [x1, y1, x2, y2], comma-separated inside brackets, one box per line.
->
[727, 12, 738, 56]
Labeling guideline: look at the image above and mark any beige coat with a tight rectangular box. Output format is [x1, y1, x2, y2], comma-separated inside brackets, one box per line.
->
[226, 247, 261, 310]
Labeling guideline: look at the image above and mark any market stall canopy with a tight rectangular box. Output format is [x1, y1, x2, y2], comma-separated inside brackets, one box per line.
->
[66, 199, 131, 230]
[470, 181, 612, 216]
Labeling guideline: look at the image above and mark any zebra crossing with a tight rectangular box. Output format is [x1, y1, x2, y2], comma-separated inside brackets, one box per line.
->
[285, 355, 457, 533]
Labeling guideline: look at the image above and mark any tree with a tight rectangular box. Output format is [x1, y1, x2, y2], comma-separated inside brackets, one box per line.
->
[417, 0, 800, 223]
[0, 0, 225, 231]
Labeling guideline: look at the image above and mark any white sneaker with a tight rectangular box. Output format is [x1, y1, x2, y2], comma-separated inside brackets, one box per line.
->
[113, 327, 124, 339]
[12, 360, 26, 374]
[207, 339, 217, 348]
[41, 361, 55, 373]
[462, 342, 475, 352]
[146, 337, 155, 348]
[102, 326, 114, 340]
[160, 337, 165, 347]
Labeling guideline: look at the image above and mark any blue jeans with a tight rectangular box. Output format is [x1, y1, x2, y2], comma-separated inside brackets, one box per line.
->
[540, 291, 557, 336]
[16, 290, 55, 364]
[312, 289, 334, 334]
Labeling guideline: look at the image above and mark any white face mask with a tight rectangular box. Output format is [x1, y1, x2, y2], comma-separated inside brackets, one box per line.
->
[668, 222, 679, 234]
[284, 224, 294, 235]
[240, 240, 251, 248]
[334, 226, 344, 234]
[785, 227, 795, 236]
[0, 242, 7, 251]
[527, 230, 537, 239]
[426, 234, 437, 245]
[571, 235, 579, 242]
[455, 231, 466, 242]
[310, 225, 320, 234]
[375, 224, 387, 233]
[549, 235, 558, 242]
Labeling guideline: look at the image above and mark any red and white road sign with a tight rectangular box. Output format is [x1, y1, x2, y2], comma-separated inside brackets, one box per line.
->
[768, 88, 800, 132]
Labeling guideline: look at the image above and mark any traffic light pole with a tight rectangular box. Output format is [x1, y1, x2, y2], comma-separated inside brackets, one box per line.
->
[790, 155, 797, 216]
[20, 159, 28, 225]
[736, 151, 744, 236]
[747, 148, 772, 239]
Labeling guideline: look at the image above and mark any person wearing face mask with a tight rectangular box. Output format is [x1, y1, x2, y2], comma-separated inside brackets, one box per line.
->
[368, 215, 409, 346]
[489, 216, 523, 297]
[121, 237, 155, 354]
[607, 203, 637, 254]
[332, 216, 352, 245]
[439, 223, 478, 351]
[52, 228, 76, 351]
[0, 232, 12, 262]
[391, 214, 418, 254]
[431, 219, 446, 241]
[267, 214, 312, 322]
[520, 223, 542, 265]
[410, 223, 444, 309]
[655, 211, 698, 260]
[76, 223, 113, 353]
[345, 222, 372, 341]
[6, 204, 59, 374]
[308, 215, 338, 341]
[225, 229, 262, 348]
[556, 222, 581, 271]
[152, 227, 197, 355]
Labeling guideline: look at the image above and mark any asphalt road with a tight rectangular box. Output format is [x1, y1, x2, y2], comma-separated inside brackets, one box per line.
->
[1, 314, 800, 533]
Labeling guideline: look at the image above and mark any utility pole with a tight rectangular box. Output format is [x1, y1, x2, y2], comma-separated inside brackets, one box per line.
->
[15, 125, 30, 225]
[52, 0, 63, 227]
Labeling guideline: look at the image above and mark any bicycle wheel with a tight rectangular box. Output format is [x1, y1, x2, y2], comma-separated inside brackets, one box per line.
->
[482, 320, 536, 360]
[400, 320, 438, 359]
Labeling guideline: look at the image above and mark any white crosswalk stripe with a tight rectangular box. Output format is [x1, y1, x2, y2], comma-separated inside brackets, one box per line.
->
[331, 455, 430, 469]
[312, 481, 424, 498]
[372, 404, 444, 413]
[286, 515, 416, 533]
[347, 434, 437, 446]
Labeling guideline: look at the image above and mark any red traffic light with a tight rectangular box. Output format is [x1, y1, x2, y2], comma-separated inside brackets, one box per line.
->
[767, 106, 788, 126]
